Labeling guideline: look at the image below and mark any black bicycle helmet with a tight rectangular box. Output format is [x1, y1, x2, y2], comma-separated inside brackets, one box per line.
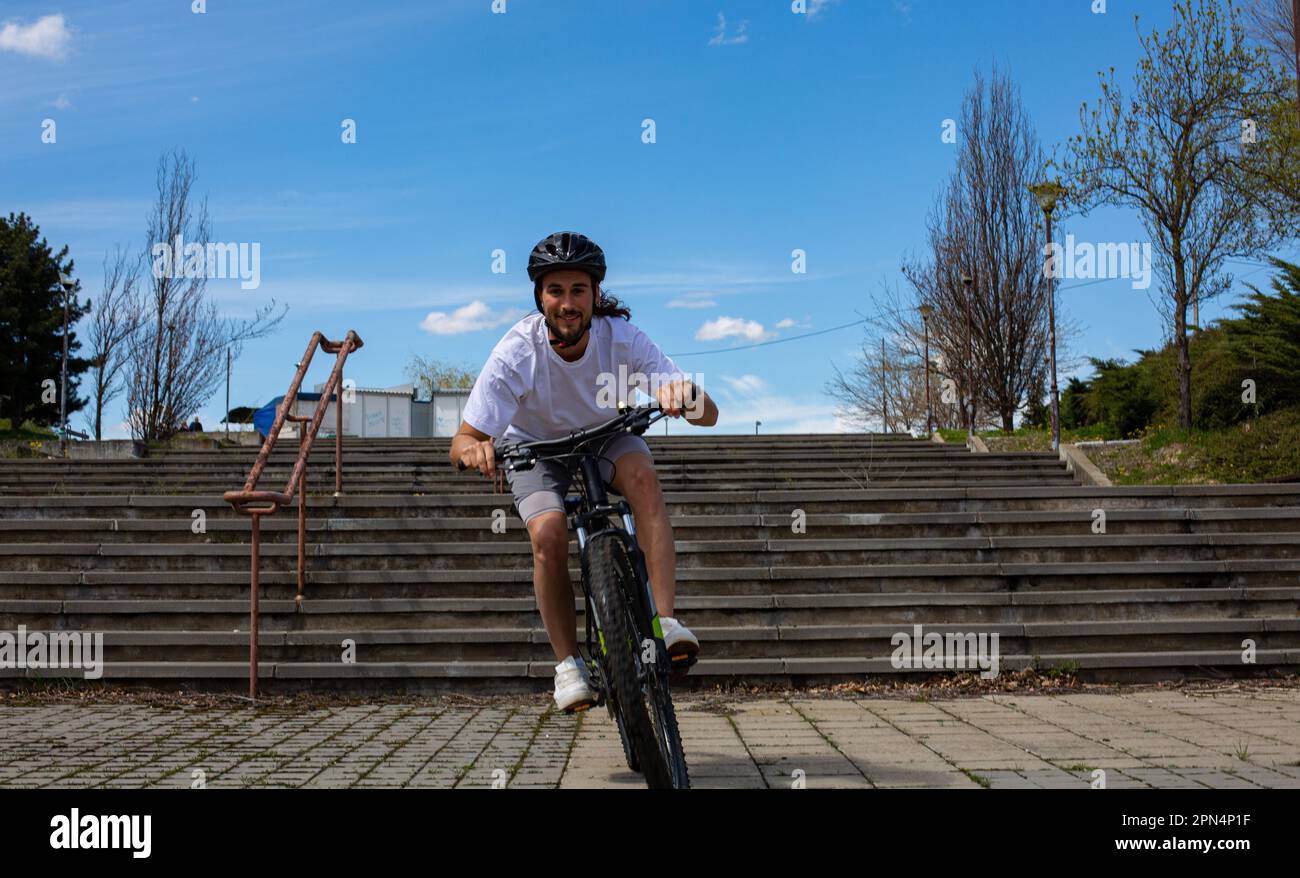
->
[527, 231, 606, 312]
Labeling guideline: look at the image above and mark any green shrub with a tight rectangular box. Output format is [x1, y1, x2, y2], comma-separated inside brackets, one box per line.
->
[1085, 357, 1162, 438]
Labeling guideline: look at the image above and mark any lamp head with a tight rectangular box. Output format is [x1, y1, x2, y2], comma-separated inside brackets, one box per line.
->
[1028, 180, 1068, 215]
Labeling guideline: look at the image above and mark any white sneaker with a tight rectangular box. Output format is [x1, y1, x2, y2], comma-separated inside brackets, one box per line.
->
[553, 655, 597, 712]
[659, 617, 699, 658]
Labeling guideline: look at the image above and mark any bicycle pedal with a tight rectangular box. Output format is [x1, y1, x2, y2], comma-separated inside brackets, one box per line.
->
[669, 653, 698, 677]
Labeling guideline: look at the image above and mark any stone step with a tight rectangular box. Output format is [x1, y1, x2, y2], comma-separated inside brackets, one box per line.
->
[3, 587, 1297, 630]
[6, 556, 1300, 598]
[12, 463, 1022, 482]
[3, 486, 1299, 520]
[5, 537, 1300, 578]
[4, 507, 1300, 542]
[0, 476, 1082, 498]
[0, 450, 1065, 470]
[19, 618, 1297, 664]
[11, 511, 1300, 541]
[5, 649, 1297, 691]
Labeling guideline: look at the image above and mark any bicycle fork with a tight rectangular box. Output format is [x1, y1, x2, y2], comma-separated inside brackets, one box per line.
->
[571, 456, 667, 680]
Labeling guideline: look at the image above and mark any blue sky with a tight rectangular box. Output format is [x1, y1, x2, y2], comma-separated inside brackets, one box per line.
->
[2, 0, 1291, 437]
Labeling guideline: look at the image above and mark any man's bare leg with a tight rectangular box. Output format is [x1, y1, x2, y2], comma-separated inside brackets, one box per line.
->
[609, 452, 676, 617]
[526, 510, 579, 661]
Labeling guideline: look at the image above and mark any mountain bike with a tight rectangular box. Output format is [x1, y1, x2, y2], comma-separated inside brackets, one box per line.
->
[460, 402, 691, 788]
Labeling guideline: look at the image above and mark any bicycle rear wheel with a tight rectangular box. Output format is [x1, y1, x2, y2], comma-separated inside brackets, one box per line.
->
[584, 532, 687, 788]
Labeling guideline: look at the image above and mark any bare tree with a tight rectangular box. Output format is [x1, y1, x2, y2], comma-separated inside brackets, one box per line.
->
[406, 354, 477, 399]
[900, 68, 1051, 432]
[1244, 0, 1297, 72]
[1067, 0, 1295, 429]
[124, 149, 287, 442]
[827, 285, 965, 433]
[833, 66, 1057, 436]
[82, 246, 144, 440]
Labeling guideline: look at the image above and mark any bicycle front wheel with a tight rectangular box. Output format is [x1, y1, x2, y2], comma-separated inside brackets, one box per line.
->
[584, 532, 688, 789]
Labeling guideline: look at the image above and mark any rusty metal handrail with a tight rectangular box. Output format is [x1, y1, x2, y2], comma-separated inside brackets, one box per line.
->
[223, 330, 363, 698]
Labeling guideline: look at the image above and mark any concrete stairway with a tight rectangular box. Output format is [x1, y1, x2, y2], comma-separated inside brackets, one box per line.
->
[2, 434, 1298, 692]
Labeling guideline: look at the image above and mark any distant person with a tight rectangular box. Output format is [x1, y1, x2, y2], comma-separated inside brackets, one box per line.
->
[188, 418, 203, 432]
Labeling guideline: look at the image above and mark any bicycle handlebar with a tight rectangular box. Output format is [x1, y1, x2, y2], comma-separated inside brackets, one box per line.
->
[455, 402, 670, 474]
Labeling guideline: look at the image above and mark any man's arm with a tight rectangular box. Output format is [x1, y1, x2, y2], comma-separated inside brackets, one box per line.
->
[449, 421, 497, 478]
[656, 380, 718, 427]
[630, 324, 718, 427]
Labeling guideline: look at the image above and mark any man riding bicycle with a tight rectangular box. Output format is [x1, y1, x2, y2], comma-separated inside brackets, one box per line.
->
[450, 231, 719, 712]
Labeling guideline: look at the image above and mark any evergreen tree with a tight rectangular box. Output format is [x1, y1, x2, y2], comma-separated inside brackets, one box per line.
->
[0, 212, 91, 427]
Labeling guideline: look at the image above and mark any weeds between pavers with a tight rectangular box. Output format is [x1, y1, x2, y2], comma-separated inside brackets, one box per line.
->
[4, 671, 1300, 709]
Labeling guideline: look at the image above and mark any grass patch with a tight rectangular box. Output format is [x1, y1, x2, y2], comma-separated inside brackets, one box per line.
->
[978, 425, 1110, 453]
[956, 408, 1300, 483]
[0, 418, 59, 441]
[939, 425, 1109, 452]
[1089, 408, 1300, 485]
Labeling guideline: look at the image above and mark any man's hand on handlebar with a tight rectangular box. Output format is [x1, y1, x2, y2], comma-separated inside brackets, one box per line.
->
[456, 438, 498, 481]
[655, 380, 698, 418]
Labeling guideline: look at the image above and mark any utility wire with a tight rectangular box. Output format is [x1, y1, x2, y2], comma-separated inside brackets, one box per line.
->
[666, 316, 872, 358]
[668, 259, 1279, 358]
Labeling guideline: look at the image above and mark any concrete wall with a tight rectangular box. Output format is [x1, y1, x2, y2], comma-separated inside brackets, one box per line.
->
[300, 385, 416, 437]
[432, 391, 470, 437]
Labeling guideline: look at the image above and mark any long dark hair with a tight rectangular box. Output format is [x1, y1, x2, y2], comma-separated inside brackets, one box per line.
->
[593, 283, 631, 320]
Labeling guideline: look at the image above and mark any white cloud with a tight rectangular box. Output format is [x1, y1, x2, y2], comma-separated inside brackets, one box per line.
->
[101, 420, 132, 440]
[0, 14, 71, 60]
[708, 12, 748, 46]
[704, 374, 852, 434]
[420, 301, 524, 336]
[805, 0, 842, 20]
[720, 374, 767, 395]
[666, 293, 717, 309]
[774, 316, 813, 330]
[51, 94, 73, 110]
[695, 316, 774, 343]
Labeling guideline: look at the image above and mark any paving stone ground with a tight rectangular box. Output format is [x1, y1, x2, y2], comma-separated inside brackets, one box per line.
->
[4, 689, 1300, 789]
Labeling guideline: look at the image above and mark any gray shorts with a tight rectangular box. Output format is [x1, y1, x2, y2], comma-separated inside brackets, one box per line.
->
[506, 433, 653, 526]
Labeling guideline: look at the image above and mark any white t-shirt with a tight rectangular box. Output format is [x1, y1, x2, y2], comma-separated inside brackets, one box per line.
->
[462, 312, 688, 442]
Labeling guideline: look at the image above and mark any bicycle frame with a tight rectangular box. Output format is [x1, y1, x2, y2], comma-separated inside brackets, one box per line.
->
[569, 450, 664, 657]
[487, 404, 690, 787]
[487, 405, 671, 683]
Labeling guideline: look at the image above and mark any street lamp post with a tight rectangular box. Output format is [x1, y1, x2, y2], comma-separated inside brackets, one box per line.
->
[919, 303, 934, 436]
[58, 274, 75, 458]
[960, 272, 974, 440]
[225, 347, 231, 443]
[1028, 180, 1067, 453]
[755, 420, 761, 436]
[880, 337, 888, 434]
